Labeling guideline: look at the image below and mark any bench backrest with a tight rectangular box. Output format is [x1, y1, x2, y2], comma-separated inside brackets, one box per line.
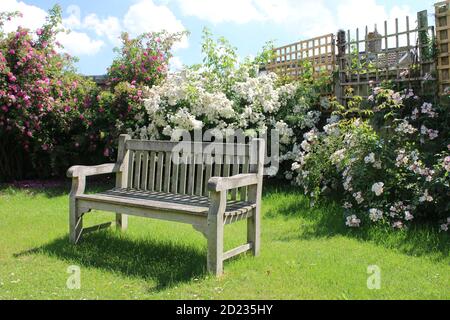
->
[116, 136, 264, 201]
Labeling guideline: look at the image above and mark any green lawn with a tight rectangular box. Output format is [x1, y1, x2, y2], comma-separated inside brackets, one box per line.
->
[0, 182, 448, 300]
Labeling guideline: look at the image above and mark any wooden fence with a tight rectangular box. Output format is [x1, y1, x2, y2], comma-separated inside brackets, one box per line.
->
[266, 0, 449, 104]
[266, 34, 336, 79]
[436, 0, 450, 95]
[337, 10, 436, 101]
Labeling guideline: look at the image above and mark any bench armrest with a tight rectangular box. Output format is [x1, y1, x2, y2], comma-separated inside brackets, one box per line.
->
[67, 163, 119, 178]
[208, 174, 258, 192]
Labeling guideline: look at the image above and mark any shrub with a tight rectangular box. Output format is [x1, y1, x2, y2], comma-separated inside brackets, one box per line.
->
[290, 87, 450, 229]
[107, 31, 187, 88]
[0, 6, 184, 180]
[135, 29, 330, 172]
[0, 6, 101, 180]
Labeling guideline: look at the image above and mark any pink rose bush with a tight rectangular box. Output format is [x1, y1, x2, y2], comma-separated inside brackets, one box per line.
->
[0, 6, 101, 179]
[0, 6, 179, 180]
[107, 31, 187, 88]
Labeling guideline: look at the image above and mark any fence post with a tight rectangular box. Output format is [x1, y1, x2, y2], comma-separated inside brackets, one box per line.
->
[435, 1, 450, 96]
[417, 10, 430, 98]
[336, 29, 346, 104]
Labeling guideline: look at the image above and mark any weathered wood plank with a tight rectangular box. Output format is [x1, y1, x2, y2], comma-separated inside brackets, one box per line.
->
[171, 153, 179, 194]
[208, 174, 258, 192]
[140, 151, 149, 190]
[115, 134, 131, 231]
[67, 163, 118, 178]
[133, 151, 142, 189]
[204, 154, 213, 196]
[179, 153, 188, 194]
[155, 152, 164, 192]
[126, 140, 250, 156]
[195, 153, 203, 196]
[207, 190, 226, 276]
[240, 156, 249, 201]
[148, 151, 156, 191]
[187, 154, 195, 195]
[127, 150, 135, 189]
[82, 222, 112, 235]
[78, 199, 207, 226]
[230, 156, 240, 200]
[78, 193, 209, 214]
[69, 176, 86, 244]
[223, 243, 253, 261]
[223, 155, 231, 177]
[247, 139, 265, 256]
[163, 151, 172, 193]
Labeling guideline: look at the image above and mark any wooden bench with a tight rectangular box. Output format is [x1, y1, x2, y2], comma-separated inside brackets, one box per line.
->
[67, 135, 265, 276]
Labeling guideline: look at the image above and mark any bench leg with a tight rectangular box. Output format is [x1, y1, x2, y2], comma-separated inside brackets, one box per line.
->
[247, 183, 261, 257]
[207, 191, 226, 276]
[247, 209, 260, 256]
[69, 203, 83, 244]
[116, 213, 128, 231]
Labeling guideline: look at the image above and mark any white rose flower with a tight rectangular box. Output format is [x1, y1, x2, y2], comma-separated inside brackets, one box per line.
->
[346, 215, 361, 227]
[371, 182, 384, 196]
[369, 208, 383, 222]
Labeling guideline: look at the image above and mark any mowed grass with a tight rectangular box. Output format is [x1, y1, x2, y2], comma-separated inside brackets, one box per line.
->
[0, 181, 448, 300]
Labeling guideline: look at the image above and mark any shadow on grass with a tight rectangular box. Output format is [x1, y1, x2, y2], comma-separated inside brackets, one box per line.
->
[263, 182, 450, 262]
[15, 231, 206, 291]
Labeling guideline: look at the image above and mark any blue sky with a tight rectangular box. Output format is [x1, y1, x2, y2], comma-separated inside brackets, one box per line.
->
[0, 0, 437, 75]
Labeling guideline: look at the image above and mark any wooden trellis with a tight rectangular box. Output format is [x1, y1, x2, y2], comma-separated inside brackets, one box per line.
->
[435, 0, 450, 95]
[266, 34, 336, 79]
[337, 11, 436, 102]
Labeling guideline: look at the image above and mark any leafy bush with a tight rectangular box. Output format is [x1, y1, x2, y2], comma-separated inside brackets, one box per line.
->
[107, 31, 187, 88]
[0, 6, 183, 180]
[289, 87, 450, 229]
[136, 29, 330, 169]
[0, 6, 102, 179]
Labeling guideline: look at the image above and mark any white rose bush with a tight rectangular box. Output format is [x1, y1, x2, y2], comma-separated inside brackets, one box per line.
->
[134, 29, 327, 168]
[288, 87, 449, 230]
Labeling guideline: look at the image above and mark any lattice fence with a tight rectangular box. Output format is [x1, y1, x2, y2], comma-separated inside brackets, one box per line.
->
[266, 34, 336, 79]
[436, 1, 450, 95]
[336, 10, 436, 102]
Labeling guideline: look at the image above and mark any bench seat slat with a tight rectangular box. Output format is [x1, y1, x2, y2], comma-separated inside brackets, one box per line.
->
[76, 189, 255, 217]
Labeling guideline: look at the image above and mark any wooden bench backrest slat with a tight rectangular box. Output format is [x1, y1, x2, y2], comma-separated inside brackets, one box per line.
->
[126, 140, 250, 155]
[155, 152, 164, 192]
[148, 151, 156, 191]
[122, 139, 263, 200]
[140, 151, 149, 190]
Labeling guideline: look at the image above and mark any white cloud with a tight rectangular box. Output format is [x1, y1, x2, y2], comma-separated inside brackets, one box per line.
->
[335, 0, 416, 48]
[83, 14, 122, 46]
[177, 0, 263, 24]
[0, 0, 47, 33]
[57, 31, 104, 56]
[175, 0, 416, 40]
[62, 0, 189, 50]
[0, 0, 105, 56]
[123, 0, 188, 49]
[170, 56, 184, 71]
[336, 0, 414, 32]
[63, 4, 82, 29]
[175, 0, 336, 36]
